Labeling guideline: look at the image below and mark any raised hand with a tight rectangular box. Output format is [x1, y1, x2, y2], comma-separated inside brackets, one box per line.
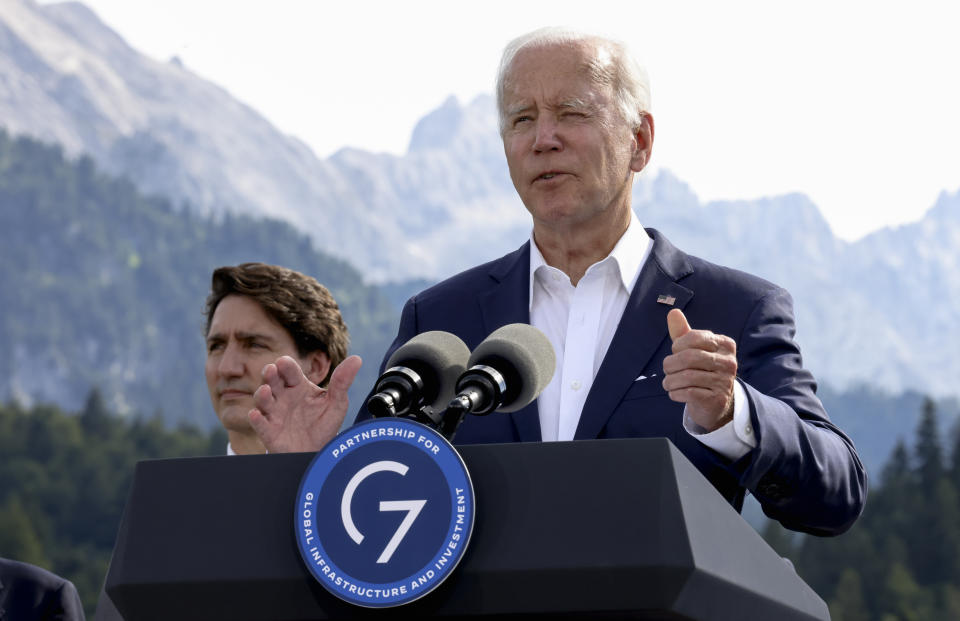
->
[249, 355, 362, 453]
[662, 308, 737, 431]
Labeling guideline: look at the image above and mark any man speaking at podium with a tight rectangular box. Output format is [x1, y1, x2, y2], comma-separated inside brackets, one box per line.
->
[249, 28, 866, 536]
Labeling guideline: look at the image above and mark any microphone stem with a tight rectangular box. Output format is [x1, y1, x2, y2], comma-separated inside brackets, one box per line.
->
[439, 397, 471, 441]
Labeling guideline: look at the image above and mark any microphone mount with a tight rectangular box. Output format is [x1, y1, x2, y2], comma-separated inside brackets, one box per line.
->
[367, 366, 422, 418]
[367, 365, 446, 428]
[448, 365, 508, 416]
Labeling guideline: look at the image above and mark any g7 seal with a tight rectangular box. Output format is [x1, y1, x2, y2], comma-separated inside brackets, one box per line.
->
[295, 417, 475, 607]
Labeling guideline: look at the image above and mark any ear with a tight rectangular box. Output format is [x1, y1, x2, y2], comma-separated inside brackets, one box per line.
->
[629, 112, 655, 173]
[301, 351, 332, 386]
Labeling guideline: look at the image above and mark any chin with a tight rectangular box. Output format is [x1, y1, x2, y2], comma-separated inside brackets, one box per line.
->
[533, 208, 588, 227]
[217, 405, 254, 432]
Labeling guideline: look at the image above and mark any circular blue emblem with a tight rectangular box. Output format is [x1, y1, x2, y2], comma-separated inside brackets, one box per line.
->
[295, 417, 475, 608]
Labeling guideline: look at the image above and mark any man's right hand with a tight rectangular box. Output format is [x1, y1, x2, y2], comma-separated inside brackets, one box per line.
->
[249, 355, 362, 453]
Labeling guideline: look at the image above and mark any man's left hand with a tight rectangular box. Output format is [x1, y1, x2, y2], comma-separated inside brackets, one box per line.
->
[662, 308, 737, 431]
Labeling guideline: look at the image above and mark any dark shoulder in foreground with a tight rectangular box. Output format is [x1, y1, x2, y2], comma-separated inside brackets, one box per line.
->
[404, 242, 529, 306]
[0, 557, 69, 590]
[0, 557, 85, 621]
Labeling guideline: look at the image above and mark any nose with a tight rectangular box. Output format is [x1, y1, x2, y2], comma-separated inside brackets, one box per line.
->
[532, 116, 562, 153]
[218, 342, 246, 378]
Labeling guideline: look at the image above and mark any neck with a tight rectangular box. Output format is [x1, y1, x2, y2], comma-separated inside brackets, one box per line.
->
[533, 204, 631, 285]
[229, 430, 266, 455]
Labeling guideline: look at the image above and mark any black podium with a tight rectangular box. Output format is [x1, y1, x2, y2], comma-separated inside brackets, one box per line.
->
[102, 438, 828, 620]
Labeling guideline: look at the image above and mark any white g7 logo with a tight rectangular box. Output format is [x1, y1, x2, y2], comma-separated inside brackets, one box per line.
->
[341, 460, 427, 564]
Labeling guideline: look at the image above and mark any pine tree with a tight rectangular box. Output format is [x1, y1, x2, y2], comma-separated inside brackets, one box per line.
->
[914, 397, 943, 490]
[908, 398, 958, 586]
[871, 439, 914, 560]
[949, 424, 960, 493]
[884, 439, 912, 488]
[80, 387, 112, 439]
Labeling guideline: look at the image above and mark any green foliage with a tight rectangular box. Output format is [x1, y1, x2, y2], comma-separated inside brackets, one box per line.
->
[818, 386, 960, 478]
[952, 425, 960, 493]
[0, 495, 49, 567]
[829, 568, 869, 621]
[0, 129, 398, 428]
[776, 397, 960, 620]
[914, 398, 944, 489]
[760, 518, 797, 558]
[0, 395, 227, 618]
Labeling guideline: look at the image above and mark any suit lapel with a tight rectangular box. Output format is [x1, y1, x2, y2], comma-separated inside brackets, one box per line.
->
[477, 242, 542, 442]
[574, 229, 694, 440]
[478, 243, 530, 335]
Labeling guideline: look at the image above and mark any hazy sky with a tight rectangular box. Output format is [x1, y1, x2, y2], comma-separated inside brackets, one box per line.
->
[62, 0, 960, 241]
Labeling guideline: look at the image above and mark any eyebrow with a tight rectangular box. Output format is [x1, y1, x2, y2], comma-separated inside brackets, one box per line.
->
[557, 98, 594, 112]
[505, 97, 594, 118]
[505, 103, 534, 118]
[206, 331, 278, 344]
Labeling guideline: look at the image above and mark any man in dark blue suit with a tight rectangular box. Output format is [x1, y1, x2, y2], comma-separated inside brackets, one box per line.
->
[0, 558, 85, 621]
[250, 28, 866, 536]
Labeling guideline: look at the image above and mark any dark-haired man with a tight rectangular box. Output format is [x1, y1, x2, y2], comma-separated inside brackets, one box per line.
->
[204, 263, 355, 455]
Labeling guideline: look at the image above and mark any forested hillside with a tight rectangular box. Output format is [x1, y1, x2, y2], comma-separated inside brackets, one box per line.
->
[0, 129, 399, 426]
[765, 399, 960, 620]
[0, 393, 226, 618]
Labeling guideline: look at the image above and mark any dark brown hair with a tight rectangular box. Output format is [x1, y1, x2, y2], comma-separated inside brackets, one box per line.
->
[204, 263, 348, 386]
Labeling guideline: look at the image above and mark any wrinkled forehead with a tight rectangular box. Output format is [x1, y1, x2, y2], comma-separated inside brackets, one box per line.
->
[503, 39, 616, 96]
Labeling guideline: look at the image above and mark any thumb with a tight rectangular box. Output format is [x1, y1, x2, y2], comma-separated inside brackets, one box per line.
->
[667, 308, 691, 342]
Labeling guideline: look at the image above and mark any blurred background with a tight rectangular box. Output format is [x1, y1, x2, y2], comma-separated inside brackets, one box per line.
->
[1, 1, 959, 618]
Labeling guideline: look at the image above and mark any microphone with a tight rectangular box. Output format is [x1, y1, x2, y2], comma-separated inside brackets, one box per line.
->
[366, 331, 470, 423]
[447, 324, 556, 420]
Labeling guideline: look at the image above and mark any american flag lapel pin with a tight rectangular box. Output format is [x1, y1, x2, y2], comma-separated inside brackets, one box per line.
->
[656, 294, 676, 306]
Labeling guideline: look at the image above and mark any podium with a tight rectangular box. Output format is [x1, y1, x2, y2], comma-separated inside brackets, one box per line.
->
[102, 438, 828, 620]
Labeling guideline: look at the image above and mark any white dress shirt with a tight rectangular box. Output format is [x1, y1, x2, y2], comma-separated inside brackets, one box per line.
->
[528, 211, 755, 459]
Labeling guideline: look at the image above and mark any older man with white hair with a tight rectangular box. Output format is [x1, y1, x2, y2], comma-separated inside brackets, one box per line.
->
[250, 27, 866, 536]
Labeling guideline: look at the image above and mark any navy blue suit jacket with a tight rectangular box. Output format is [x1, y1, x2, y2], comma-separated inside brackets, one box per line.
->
[359, 230, 866, 535]
[0, 558, 85, 621]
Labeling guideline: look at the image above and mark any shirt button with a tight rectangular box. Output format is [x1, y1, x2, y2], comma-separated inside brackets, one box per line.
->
[571, 380, 582, 391]
[744, 425, 753, 435]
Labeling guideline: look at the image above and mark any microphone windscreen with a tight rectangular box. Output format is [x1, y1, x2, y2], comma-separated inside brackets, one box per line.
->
[467, 323, 556, 413]
[385, 331, 471, 411]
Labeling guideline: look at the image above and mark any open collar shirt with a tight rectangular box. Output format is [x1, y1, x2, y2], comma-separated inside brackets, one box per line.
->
[528, 211, 754, 458]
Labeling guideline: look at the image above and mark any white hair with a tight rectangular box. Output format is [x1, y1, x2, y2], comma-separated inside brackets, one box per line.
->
[495, 27, 651, 134]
